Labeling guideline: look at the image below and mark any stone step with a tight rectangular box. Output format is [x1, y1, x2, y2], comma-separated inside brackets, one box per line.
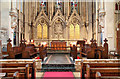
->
[42, 64, 75, 68]
[41, 68, 75, 72]
[41, 64, 75, 72]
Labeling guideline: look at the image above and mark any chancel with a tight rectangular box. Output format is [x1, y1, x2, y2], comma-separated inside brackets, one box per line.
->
[0, 0, 120, 79]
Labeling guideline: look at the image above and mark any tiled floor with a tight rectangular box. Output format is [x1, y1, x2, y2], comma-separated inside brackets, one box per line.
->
[46, 54, 71, 64]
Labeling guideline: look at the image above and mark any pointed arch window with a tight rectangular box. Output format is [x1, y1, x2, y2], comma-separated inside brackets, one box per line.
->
[75, 24, 80, 39]
[69, 24, 80, 39]
[40, 0, 48, 15]
[37, 24, 42, 39]
[70, 0, 79, 13]
[70, 24, 74, 39]
[54, 0, 64, 14]
[37, 24, 48, 39]
[115, 2, 120, 10]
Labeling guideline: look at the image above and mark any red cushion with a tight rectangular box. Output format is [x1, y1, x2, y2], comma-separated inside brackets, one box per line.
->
[36, 57, 40, 59]
[77, 56, 80, 59]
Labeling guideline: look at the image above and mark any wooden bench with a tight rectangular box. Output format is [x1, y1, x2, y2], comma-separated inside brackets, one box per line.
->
[39, 45, 47, 61]
[70, 45, 77, 60]
[96, 71, 120, 79]
[0, 60, 37, 79]
[2, 71, 19, 79]
[81, 38, 108, 59]
[0, 59, 42, 71]
[5, 38, 26, 59]
[0, 64, 29, 79]
[75, 59, 120, 78]
[22, 44, 38, 58]
[86, 64, 120, 78]
[8, 46, 23, 59]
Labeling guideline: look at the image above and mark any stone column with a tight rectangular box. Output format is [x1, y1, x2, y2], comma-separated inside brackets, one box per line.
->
[104, 2, 115, 51]
[87, 2, 93, 44]
[0, 40, 1, 54]
[25, 1, 29, 41]
[95, 1, 99, 46]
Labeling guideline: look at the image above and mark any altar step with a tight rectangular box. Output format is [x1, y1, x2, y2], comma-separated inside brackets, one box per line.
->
[41, 64, 75, 72]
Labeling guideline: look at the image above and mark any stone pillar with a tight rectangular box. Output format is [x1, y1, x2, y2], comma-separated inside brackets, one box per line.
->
[0, 40, 1, 54]
[87, 2, 93, 44]
[25, 1, 29, 41]
[104, 2, 115, 51]
[99, 0, 105, 46]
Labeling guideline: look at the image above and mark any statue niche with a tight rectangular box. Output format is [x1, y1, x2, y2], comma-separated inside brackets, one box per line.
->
[53, 19, 64, 39]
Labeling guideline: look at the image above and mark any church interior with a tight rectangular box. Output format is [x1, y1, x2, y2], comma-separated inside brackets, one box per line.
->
[0, 0, 120, 79]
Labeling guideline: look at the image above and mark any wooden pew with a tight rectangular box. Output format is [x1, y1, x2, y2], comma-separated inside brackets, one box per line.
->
[0, 60, 37, 79]
[9, 47, 23, 59]
[86, 64, 120, 78]
[22, 44, 38, 59]
[85, 38, 108, 59]
[2, 71, 19, 79]
[75, 59, 120, 78]
[70, 45, 77, 60]
[6, 38, 25, 59]
[96, 72, 120, 79]
[0, 59, 42, 71]
[0, 64, 29, 79]
[39, 45, 47, 61]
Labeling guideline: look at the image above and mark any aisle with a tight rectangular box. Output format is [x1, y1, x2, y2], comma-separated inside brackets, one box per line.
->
[46, 54, 71, 64]
[43, 72, 75, 79]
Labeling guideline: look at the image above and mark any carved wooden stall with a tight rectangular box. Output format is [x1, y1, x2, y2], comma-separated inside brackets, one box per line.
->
[22, 44, 38, 59]
[70, 45, 77, 60]
[6, 38, 38, 59]
[39, 45, 47, 61]
[79, 38, 109, 59]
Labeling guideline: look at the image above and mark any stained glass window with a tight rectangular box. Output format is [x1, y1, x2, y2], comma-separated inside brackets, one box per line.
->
[37, 24, 48, 39]
[69, 24, 74, 39]
[71, 0, 78, 13]
[75, 24, 80, 39]
[37, 24, 42, 39]
[43, 24, 48, 39]
[69, 24, 80, 39]
[40, 0, 48, 15]
[54, 0, 63, 14]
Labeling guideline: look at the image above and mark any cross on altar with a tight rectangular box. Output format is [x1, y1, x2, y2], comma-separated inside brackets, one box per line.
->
[104, 38, 108, 43]
[7, 38, 12, 43]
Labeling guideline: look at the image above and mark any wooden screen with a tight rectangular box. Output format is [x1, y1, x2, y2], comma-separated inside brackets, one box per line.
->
[51, 41, 66, 50]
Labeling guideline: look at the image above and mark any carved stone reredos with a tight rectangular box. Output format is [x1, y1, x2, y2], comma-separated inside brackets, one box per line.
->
[33, 8, 49, 27]
[50, 9, 66, 26]
[67, 8, 84, 27]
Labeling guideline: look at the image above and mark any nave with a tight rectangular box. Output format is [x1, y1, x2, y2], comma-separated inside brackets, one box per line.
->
[0, 38, 120, 79]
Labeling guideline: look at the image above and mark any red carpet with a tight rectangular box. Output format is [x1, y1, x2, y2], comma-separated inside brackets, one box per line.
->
[43, 72, 75, 79]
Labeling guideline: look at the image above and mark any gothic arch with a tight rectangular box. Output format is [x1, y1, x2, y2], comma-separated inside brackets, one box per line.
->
[50, 9, 66, 39]
[67, 8, 87, 39]
[33, 9, 49, 39]
[67, 8, 83, 27]
[50, 9, 66, 26]
[33, 8, 49, 27]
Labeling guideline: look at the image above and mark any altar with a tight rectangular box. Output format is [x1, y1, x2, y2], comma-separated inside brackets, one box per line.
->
[51, 41, 66, 50]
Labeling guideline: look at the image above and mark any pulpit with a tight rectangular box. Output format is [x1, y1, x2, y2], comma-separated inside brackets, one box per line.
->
[51, 41, 66, 50]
